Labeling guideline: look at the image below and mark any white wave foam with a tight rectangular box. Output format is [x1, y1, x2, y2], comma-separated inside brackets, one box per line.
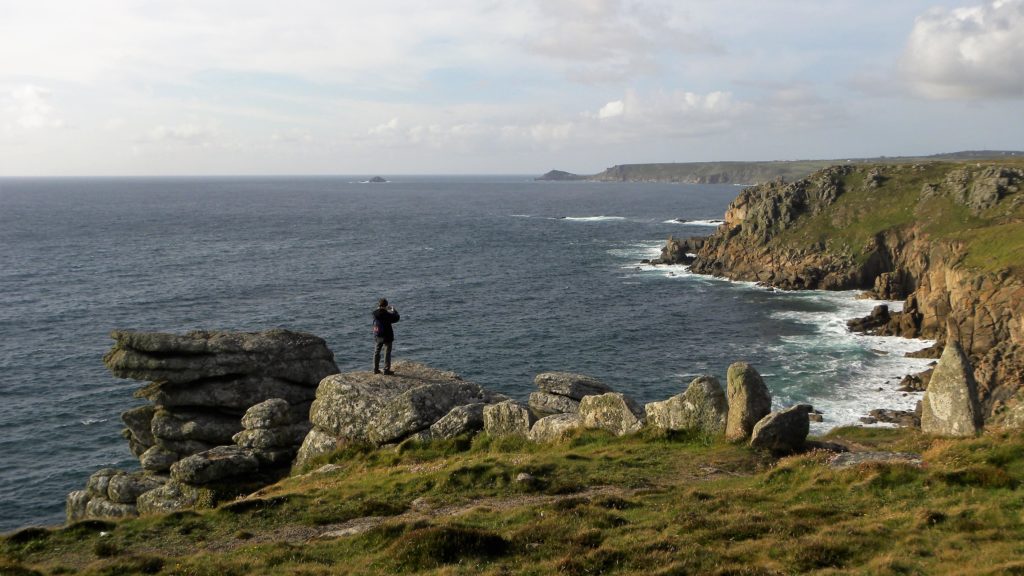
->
[79, 418, 108, 426]
[764, 291, 934, 432]
[623, 260, 935, 431]
[563, 216, 627, 222]
[662, 219, 725, 226]
[607, 242, 664, 261]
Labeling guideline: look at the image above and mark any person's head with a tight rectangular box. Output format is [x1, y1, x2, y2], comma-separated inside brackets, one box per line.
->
[378, 298, 389, 308]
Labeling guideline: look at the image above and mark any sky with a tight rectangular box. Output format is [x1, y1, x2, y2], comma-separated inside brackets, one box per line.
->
[1, 0, 1022, 176]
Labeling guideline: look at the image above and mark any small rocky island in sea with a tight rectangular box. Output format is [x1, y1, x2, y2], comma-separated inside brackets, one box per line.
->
[534, 169, 586, 181]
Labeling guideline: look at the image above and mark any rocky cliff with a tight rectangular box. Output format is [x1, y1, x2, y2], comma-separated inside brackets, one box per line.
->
[682, 161, 1024, 419]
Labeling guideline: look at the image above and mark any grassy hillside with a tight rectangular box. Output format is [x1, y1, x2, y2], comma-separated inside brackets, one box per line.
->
[5, 427, 1024, 575]
[771, 159, 1024, 274]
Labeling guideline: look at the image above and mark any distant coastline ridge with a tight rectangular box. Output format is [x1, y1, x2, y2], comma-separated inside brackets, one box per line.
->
[537, 150, 1024, 186]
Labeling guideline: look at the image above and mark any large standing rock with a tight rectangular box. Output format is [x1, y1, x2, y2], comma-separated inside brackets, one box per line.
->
[529, 413, 583, 443]
[646, 376, 728, 435]
[483, 400, 535, 437]
[579, 393, 645, 436]
[921, 340, 983, 437]
[725, 362, 772, 441]
[750, 405, 811, 454]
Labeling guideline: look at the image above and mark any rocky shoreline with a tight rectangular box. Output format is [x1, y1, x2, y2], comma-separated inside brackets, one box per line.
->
[656, 160, 1024, 426]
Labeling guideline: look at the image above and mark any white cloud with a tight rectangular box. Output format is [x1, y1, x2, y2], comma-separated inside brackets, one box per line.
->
[360, 88, 750, 154]
[587, 89, 747, 139]
[5, 85, 64, 130]
[523, 0, 720, 82]
[146, 123, 218, 146]
[368, 117, 400, 136]
[598, 100, 625, 119]
[271, 129, 312, 145]
[901, 0, 1024, 99]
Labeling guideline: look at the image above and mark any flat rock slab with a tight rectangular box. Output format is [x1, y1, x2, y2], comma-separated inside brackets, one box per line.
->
[104, 328, 339, 385]
[368, 381, 499, 444]
[829, 452, 924, 469]
[151, 408, 243, 445]
[137, 376, 317, 411]
[534, 372, 614, 400]
[297, 362, 506, 467]
[170, 445, 259, 485]
[233, 424, 311, 450]
[529, 391, 580, 416]
[308, 362, 501, 443]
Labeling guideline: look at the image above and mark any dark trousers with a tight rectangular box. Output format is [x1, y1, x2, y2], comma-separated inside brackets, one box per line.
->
[373, 338, 393, 371]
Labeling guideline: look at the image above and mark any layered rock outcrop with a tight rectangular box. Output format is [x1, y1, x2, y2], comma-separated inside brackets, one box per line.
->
[529, 372, 614, 416]
[683, 162, 1024, 419]
[68, 329, 338, 521]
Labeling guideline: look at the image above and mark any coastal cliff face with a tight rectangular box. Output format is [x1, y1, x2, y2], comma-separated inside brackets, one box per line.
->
[686, 161, 1024, 418]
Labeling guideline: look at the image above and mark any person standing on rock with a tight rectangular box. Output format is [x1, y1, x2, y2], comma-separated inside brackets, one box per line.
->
[372, 298, 400, 375]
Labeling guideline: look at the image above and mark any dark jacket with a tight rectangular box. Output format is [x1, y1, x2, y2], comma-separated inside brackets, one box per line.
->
[372, 306, 400, 342]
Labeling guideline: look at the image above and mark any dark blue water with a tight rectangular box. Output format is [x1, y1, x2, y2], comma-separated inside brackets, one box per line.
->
[0, 176, 932, 532]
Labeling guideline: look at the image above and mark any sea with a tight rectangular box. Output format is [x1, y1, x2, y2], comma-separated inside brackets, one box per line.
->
[0, 175, 935, 532]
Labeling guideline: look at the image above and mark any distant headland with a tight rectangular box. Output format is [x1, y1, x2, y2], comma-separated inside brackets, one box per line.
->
[537, 150, 1024, 185]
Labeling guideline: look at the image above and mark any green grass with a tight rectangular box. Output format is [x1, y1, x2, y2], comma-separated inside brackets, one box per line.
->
[769, 160, 1024, 274]
[5, 427, 1024, 575]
